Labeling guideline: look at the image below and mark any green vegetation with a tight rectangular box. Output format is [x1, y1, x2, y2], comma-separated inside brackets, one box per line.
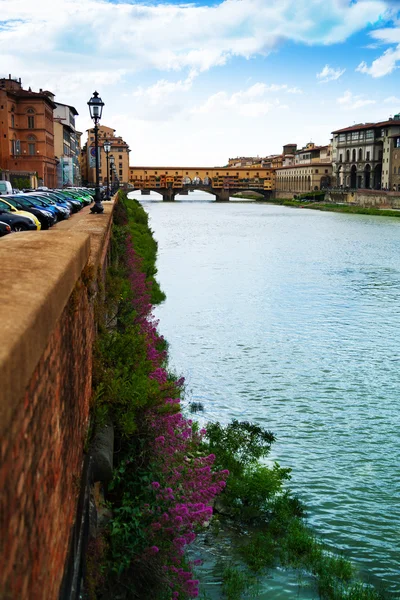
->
[232, 191, 264, 200]
[201, 420, 392, 600]
[262, 197, 400, 217]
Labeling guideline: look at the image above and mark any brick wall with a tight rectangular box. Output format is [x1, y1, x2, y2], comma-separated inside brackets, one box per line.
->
[0, 202, 115, 600]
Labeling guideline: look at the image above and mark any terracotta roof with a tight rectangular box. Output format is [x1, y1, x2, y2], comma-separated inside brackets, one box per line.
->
[276, 163, 332, 171]
[332, 120, 398, 134]
[4, 88, 57, 109]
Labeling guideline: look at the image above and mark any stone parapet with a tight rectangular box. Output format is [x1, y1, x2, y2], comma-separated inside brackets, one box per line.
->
[0, 198, 116, 600]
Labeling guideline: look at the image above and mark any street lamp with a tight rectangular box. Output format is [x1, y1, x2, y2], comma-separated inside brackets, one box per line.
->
[87, 91, 105, 214]
[104, 140, 111, 199]
[110, 155, 115, 193]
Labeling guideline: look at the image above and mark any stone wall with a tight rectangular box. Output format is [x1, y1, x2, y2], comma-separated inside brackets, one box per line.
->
[326, 190, 400, 209]
[273, 191, 296, 200]
[0, 201, 115, 600]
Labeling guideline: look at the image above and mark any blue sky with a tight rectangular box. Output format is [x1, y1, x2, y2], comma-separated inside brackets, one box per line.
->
[0, 0, 399, 165]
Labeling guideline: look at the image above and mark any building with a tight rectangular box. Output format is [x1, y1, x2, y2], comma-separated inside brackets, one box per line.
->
[53, 102, 81, 187]
[390, 128, 400, 192]
[0, 75, 57, 187]
[275, 142, 332, 194]
[228, 156, 259, 167]
[82, 125, 130, 186]
[128, 166, 276, 194]
[331, 115, 400, 190]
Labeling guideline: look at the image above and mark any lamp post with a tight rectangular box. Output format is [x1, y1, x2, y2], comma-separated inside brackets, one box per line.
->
[87, 91, 105, 214]
[104, 140, 111, 199]
[110, 155, 115, 194]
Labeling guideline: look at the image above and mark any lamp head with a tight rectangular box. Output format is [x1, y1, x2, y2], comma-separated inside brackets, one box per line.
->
[88, 91, 104, 122]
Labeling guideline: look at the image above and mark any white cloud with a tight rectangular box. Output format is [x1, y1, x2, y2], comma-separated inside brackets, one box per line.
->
[337, 90, 376, 110]
[0, 0, 391, 77]
[356, 46, 400, 77]
[192, 83, 293, 117]
[384, 95, 400, 103]
[133, 71, 197, 105]
[357, 25, 400, 77]
[317, 64, 346, 82]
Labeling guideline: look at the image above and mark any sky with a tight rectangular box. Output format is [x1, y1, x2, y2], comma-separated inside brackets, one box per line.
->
[1, 0, 400, 166]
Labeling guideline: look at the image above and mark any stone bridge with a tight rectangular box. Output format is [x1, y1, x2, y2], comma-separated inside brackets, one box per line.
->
[128, 166, 275, 201]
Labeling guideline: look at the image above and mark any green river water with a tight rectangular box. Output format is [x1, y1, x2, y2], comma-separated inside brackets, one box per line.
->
[129, 192, 400, 598]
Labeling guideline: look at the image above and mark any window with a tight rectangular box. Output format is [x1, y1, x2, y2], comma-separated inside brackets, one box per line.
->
[119, 169, 123, 176]
[28, 116, 35, 129]
[352, 149, 356, 162]
[28, 143, 36, 155]
[119, 155, 122, 159]
[339, 153, 343, 162]
[325, 169, 328, 174]
[11, 139, 20, 155]
[27, 108, 35, 114]
[11, 114, 14, 128]
[358, 149, 362, 161]
[119, 163, 122, 169]
[366, 130, 374, 140]
[315, 169, 319, 174]
[351, 132, 358, 141]
[346, 150, 350, 162]
[366, 151, 370, 161]
[338, 134, 345, 142]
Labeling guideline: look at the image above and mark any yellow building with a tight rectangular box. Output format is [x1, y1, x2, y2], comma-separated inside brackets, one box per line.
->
[128, 166, 275, 194]
[275, 163, 332, 194]
[82, 125, 130, 186]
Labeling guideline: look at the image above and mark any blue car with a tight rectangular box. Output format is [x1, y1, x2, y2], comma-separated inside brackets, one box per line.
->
[41, 191, 82, 213]
[22, 193, 70, 220]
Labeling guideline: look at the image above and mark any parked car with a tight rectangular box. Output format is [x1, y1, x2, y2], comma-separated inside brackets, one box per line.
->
[0, 181, 13, 195]
[57, 189, 91, 207]
[0, 208, 39, 232]
[21, 193, 70, 220]
[0, 198, 41, 230]
[4, 195, 56, 229]
[43, 191, 82, 213]
[0, 221, 12, 237]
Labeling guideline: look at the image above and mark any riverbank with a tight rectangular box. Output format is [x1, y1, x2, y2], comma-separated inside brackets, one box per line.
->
[234, 193, 400, 217]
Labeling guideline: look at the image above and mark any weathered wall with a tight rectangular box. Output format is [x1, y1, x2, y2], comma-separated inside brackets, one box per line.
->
[0, 201, 115, 600]
[273, 191, 296, 200]
[326, 190, 400, 208]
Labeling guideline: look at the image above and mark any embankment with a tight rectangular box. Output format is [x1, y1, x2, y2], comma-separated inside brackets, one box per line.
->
[0, 200, 115, 599]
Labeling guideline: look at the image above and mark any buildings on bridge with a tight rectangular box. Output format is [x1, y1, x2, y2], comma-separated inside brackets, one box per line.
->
[128, 166, 276, 199]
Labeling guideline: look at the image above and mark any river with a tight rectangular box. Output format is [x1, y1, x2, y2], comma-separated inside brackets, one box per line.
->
[129, 191, 400, 597]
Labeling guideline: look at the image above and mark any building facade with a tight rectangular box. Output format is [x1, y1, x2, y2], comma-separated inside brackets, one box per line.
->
[389, 131, 400, 191]
[331, 116, 400, 190]
[275, 142, 332, 193]
[82, 125, 130, 186]
[0, 75, 57, 187]
[128, 166, 275, 193]
[53, 102, 81, 187]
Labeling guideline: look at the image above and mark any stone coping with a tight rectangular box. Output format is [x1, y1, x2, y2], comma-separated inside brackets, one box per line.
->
[0, 197, 116, 436]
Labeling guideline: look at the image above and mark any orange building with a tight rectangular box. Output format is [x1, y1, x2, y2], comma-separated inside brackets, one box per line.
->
[0, 75, 57, 187]
[81, 125, 130, 186]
